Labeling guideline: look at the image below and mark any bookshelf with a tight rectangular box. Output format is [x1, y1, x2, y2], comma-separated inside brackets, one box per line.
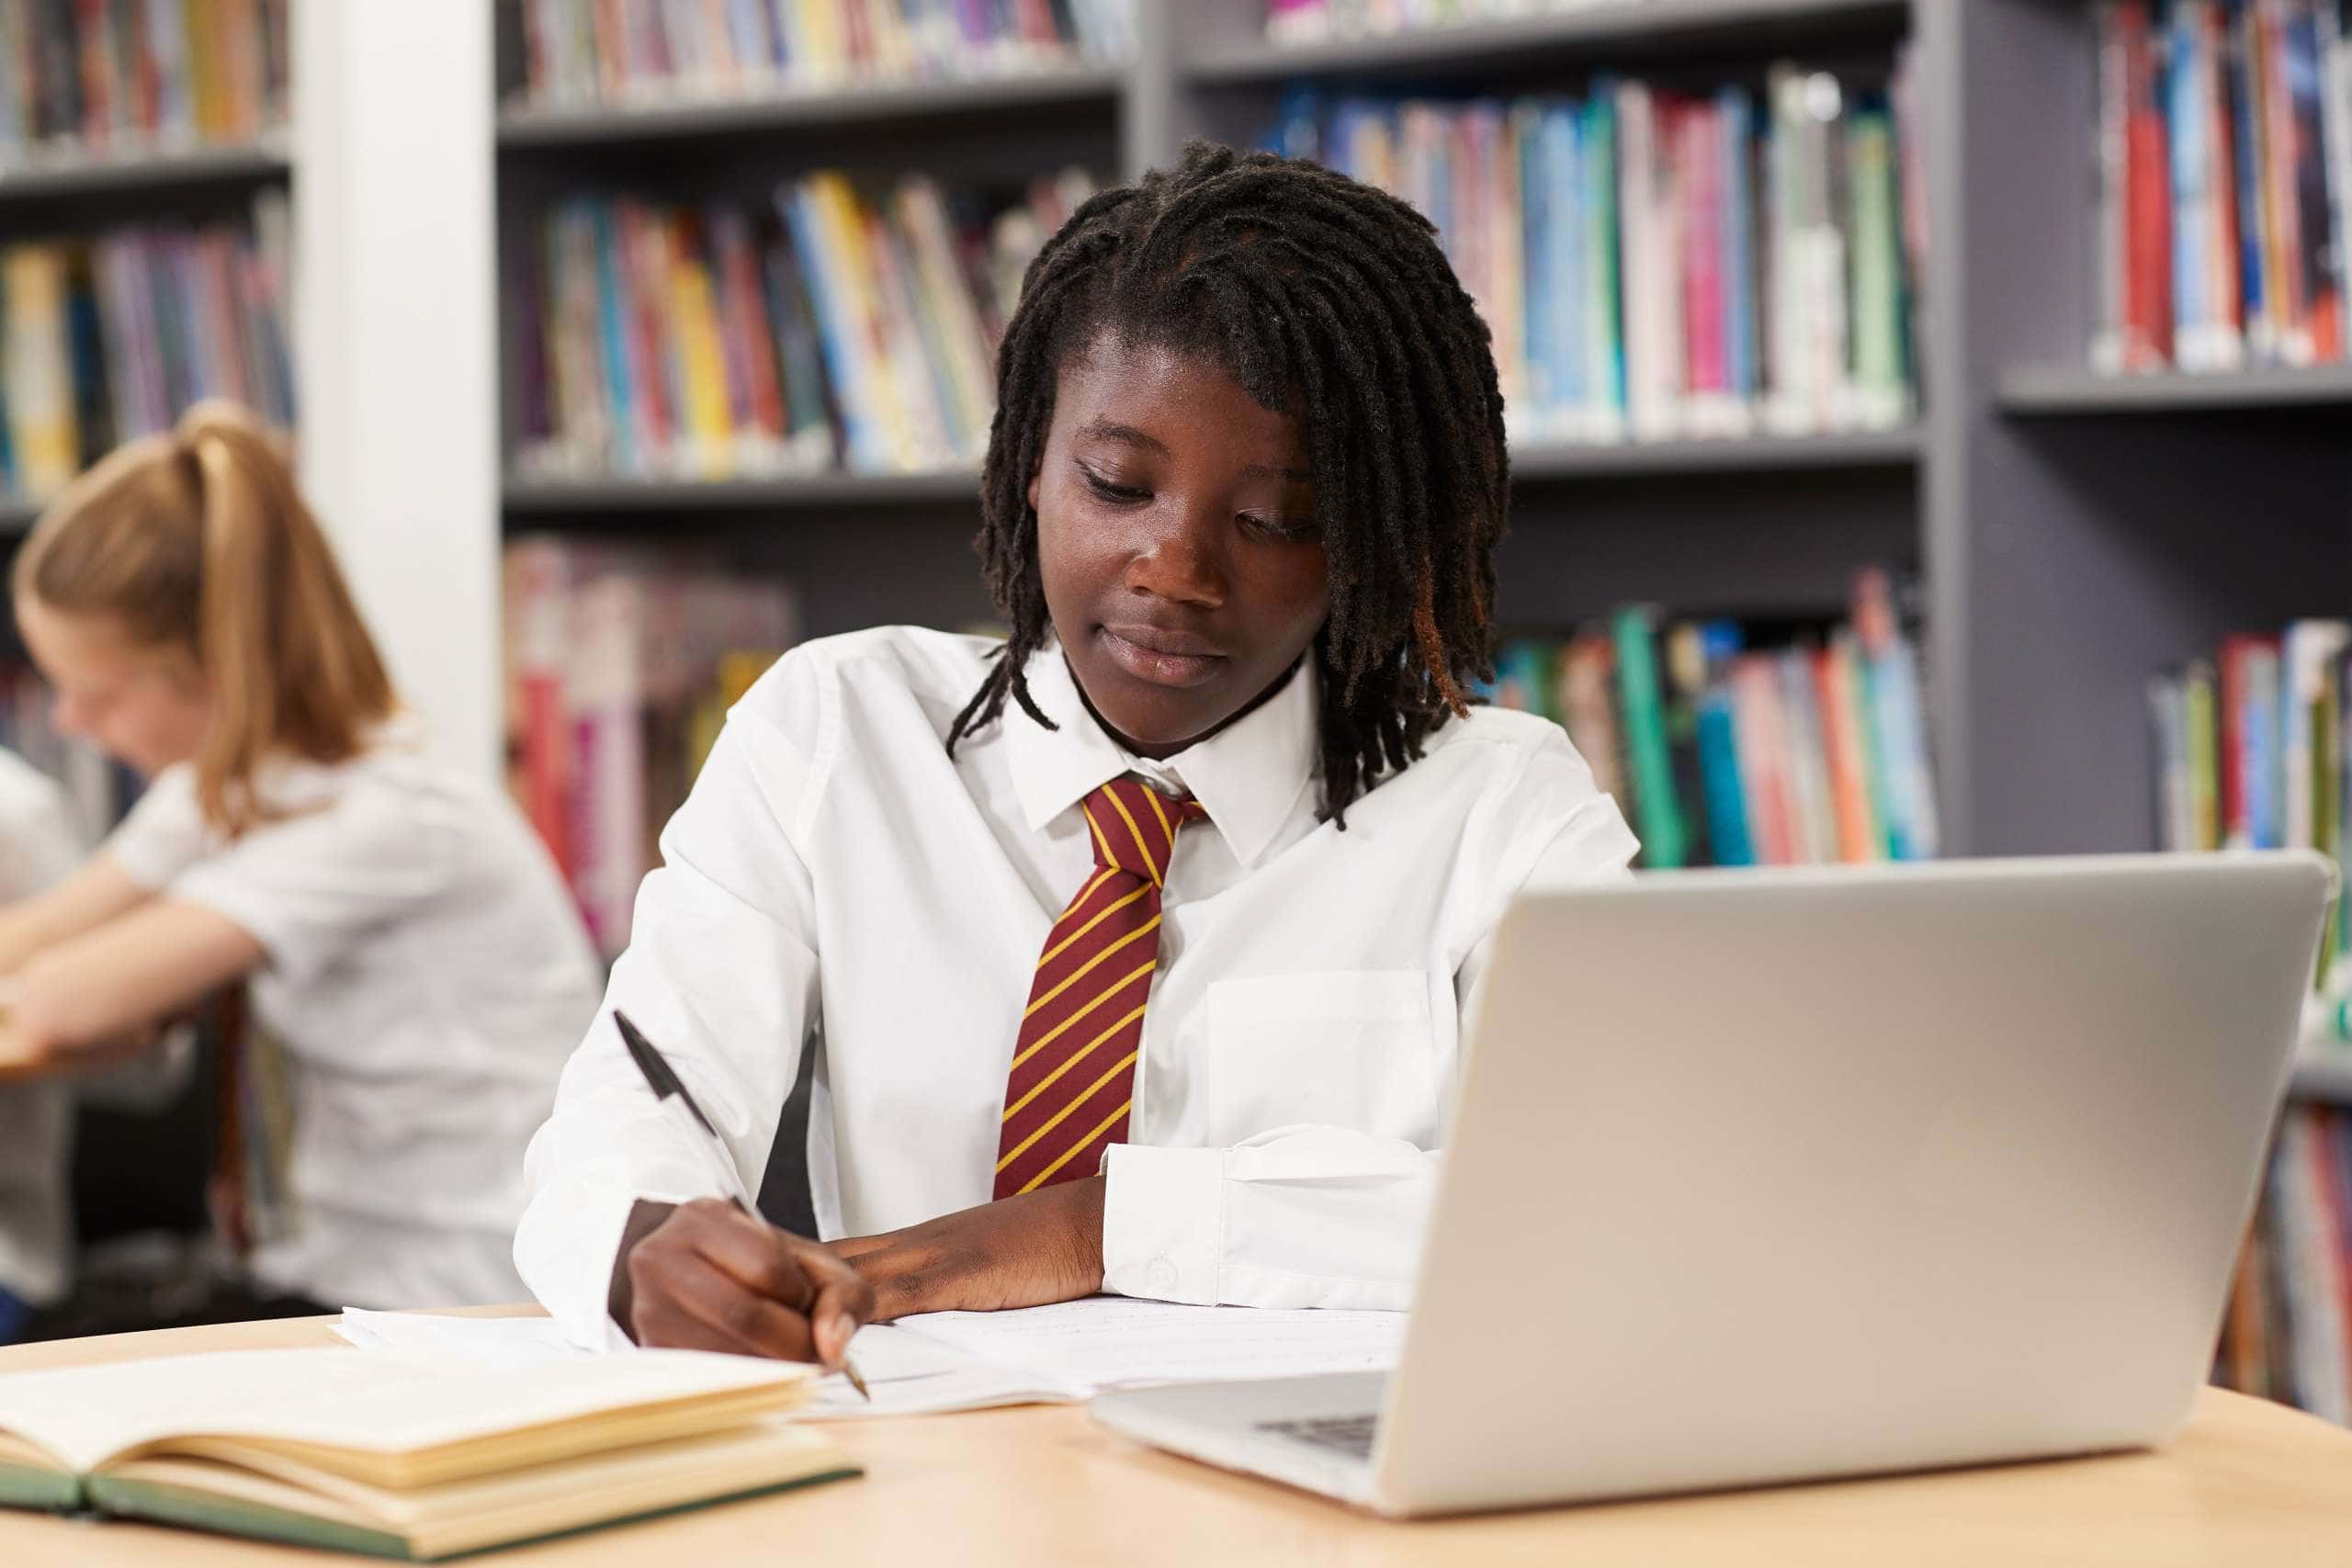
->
[1997, 365, 2352, 416]
[0, 140, 289, 206]
[2292, 1052, 2352, 1111]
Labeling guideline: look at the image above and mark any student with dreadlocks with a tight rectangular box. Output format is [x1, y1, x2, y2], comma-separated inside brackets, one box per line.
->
[516, 143, 1638, 1361]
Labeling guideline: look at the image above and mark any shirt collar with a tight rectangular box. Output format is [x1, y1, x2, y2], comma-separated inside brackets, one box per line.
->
[1003, 638, 1319, 871]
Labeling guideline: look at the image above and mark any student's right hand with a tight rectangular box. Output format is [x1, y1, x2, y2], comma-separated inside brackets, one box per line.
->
[612, 1198, 875, 1365]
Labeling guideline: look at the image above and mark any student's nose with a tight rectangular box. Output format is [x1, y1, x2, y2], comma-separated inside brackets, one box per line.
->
[1124, 502, 1227, 610]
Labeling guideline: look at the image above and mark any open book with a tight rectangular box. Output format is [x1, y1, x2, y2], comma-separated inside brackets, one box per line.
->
[0, 1346, 854, 1560]
[338, 1298, 1409, 1419]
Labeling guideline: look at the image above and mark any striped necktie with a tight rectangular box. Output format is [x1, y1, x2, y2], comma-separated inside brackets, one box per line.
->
[995, 775, 1208, 1199]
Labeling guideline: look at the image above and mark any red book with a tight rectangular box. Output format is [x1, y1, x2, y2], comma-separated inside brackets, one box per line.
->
[2203, 3, 2244, 339]
[616, 203, 676, 462]
[1681, 100, 1727, 400]
[75, 0, 113, 146]
[842, 0, 875, 72]
[2120, 1, 2175, 367]
[709, 209, 787, 444]
[2218, 634, 2278, 848]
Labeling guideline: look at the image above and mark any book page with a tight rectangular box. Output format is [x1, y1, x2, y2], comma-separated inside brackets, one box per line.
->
[0, 1346, 812, 1474]
[334, 1311, 1074, 1419]
[893, 1297, 1408, 1391]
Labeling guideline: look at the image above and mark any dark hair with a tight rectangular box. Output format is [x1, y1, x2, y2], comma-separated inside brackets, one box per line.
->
[945, 140, 1510, 825]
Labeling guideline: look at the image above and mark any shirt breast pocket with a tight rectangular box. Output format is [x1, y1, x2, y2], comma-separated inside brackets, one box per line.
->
[1204, 970, 1437, 1145]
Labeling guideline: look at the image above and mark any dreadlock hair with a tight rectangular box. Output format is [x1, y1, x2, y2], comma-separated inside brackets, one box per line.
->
[944, 139, 1510, 827]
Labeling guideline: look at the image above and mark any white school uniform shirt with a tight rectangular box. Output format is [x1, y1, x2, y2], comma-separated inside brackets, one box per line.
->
[516, 627, 1637, 1348]
[0, 751, 89, 1307]
[106, 721, 604, 1310]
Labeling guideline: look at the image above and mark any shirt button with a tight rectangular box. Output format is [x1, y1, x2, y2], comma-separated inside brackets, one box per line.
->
[1147, 1258, 1179, 1295]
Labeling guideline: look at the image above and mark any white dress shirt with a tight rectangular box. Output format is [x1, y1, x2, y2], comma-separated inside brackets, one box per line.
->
[107, 723, 605, 1309]
[0, 750, 88, 1308]
[516, 627, 1637, 1348]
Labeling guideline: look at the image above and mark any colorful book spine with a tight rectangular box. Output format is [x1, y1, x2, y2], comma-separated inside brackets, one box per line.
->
[523, 171, 1085, 481]
[0, 0, 284, 160]
[514, 0, 1132, 105]
[2098, 0, 2352, 373]
[1267, 60, 1920, 446]
[1484, 572, 1935, 870]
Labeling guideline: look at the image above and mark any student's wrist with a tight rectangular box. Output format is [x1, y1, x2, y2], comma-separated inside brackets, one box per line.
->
[839, 1177, 1106, 1321]
[605, 1198, 680, 1342]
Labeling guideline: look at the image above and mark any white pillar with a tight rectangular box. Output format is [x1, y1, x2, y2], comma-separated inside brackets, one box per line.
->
[291, 1, 502, 784]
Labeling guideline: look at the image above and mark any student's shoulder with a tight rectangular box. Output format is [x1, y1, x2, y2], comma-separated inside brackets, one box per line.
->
[1419, 702, 1593, 783]
[731, 626, 1004, 735]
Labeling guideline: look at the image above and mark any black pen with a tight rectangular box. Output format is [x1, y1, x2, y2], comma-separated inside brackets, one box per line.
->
[613, 1010, 870, 1401]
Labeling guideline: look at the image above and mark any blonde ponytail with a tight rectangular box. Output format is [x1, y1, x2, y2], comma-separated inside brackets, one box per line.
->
[15, 400, 398, 836]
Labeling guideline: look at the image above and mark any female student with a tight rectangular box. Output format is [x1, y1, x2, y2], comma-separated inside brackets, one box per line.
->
[0, 401, 603, 1316]
[516, 143, 1639, 1362]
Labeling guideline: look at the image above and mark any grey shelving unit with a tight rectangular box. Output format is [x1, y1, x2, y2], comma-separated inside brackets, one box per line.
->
[0, 136, 288, 206]
[491, 0, 2349, 857]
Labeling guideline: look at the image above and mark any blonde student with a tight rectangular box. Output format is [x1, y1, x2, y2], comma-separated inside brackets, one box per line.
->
[0, 401, 603, 1315]
[516, 144, 1639, 1361]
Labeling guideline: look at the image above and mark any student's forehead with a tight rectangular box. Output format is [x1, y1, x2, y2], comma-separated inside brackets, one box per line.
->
[1054, 337, 1306, 458]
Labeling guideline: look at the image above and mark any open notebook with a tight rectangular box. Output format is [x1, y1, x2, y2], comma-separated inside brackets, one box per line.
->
[0, 1346, 854, 1560]
[338, 1298, 1408, 1418]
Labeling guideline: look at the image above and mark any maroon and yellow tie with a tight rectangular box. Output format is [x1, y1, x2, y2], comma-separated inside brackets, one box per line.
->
[995, 775, 1208, 1199]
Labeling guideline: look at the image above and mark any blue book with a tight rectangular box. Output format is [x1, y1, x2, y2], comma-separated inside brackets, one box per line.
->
[1718, 85, 1758, 402]
[2168, 1, 2207, 359]
[1547, 100, 1588, 421]
[1517, 101, 1558, 422]
[1266, 84, 1325, 162]
[778, 185, 880, 472]
[2224, 0, 2267, 354]
[1582, 86, 1627, 424]
[1696, 622, 1754, 866]
[585, 201, 638, 477]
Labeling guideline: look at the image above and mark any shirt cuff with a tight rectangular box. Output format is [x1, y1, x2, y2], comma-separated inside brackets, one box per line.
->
[1099, 1144, 1225, 1305]
[513, 1154, 717, 1352]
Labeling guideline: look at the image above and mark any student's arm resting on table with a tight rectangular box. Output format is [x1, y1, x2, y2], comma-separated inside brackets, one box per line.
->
[0, 854, 153, 980]
[514, 695, 855, 1358]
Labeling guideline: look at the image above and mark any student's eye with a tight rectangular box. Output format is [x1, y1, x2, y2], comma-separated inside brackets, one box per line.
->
[1238, 513, 1320, 544]
[1079, 466, 1149, 505]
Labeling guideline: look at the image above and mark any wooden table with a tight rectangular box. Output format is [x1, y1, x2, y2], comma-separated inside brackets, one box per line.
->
[4, 1314, 2351, 1564]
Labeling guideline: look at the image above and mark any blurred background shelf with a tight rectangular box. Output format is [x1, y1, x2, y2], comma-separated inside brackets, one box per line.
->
[0, 138, 288, 206]
[2292, 1051, 2352, 1110]
[496, 64, 1129, 152]
[1187, 0, 1907, 81]
[1998, 364, 2352, 416]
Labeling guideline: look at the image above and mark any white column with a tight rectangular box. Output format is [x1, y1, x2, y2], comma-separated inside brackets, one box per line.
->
[291, 1, 502, 784]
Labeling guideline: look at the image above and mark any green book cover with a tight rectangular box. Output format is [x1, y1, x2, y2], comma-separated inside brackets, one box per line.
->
[1612, 606, 1685, 868]
[1583, 86, 1623, 429]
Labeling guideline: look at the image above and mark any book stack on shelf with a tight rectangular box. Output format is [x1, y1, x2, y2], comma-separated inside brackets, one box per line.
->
[1262, 57, 1921, 446]
[513, 0, 1135, 106]
[2219, 1106, 2352, 1423]
[0, 0, 288, 164]
[514, 169, 1093, 483]
[2090, 0, 2352, 377]
[1266, 0, 1665, 44]
[1484, 570, 1936, 868]
[503, 538, 802, 957]
[0, 194, 294, 507]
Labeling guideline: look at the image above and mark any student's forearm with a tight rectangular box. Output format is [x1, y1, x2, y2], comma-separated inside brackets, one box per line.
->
[0, 855, 152, 979]
[9, 898, 262, 1056]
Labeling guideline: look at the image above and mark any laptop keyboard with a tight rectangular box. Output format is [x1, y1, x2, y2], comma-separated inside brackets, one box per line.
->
[1257, 1414, 1381, 1460]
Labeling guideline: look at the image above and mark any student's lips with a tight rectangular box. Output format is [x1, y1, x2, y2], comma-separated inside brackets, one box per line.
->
[1098, 626, 1228, 688]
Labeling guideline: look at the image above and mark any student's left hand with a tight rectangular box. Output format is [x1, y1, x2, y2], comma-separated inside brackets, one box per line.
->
[829, 1176, 1106, 1320]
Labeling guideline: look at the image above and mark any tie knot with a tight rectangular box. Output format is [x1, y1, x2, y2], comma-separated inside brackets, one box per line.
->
[1082, 775, 1206, 885]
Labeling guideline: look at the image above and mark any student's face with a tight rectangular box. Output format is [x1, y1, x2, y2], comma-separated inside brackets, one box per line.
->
[1030, 333, 1329, 760]
[16, 598, 210, 779]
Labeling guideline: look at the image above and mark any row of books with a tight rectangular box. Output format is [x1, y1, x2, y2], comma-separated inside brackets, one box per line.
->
[1481, 570, 1938, 869]
[2093, 0, 2352, 375]
[1263, 60, 1922, 446]
[2149, 622, 2352, 998]
[515, 0, 1136, 106]
[2217, 1104, 2352, 1423]
[503, 537, 801, 955]
[514, 170, 1093, 481]
[0, 193, 293, 506]
[0, 0, 288, 164]
[1266, 0, 1656, 42]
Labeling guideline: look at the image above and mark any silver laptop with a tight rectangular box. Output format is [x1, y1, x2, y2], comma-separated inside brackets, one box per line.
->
[1091, 852, 2336, 1517]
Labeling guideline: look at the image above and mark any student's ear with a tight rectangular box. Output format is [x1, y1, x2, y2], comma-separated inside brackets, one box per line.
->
[1025, 466, 1041, 516]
